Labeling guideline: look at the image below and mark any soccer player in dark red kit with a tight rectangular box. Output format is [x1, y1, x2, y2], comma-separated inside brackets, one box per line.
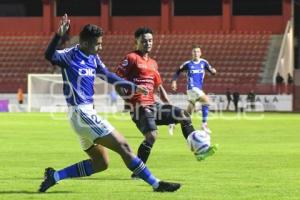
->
[115, 27, 217, 178]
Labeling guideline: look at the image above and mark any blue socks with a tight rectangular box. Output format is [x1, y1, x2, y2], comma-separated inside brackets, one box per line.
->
[128, 157, 159, 188]
[52, 157, 159, 189]
[53, 160, 94, 182]
[202, 104, 209, 123]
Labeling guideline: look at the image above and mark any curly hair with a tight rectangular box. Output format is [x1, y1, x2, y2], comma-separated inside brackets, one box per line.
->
[134, 27, 153, 39]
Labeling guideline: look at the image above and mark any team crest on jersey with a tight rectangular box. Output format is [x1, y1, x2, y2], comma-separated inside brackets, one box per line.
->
[121, 59, 128, 67]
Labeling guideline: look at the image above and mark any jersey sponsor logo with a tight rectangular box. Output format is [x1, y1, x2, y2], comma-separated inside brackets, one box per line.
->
[190, 69, 203, 74]
[133, 77, 154, 84]
[79, 68, 96, 76]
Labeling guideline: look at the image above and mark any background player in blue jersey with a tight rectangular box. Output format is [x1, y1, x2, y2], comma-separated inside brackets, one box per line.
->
[171, 45, 216, 133]
[38, 14, 180, 193]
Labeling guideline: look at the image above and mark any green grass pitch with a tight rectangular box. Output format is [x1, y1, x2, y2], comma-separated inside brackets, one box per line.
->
[0, 112, 299, 200]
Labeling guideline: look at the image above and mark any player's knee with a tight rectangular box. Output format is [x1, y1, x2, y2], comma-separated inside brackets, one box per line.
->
[201, 97, 210, 105]
[177, 109, 192, 122]
[100, 160, 109, 171]
[91, 159, 109, 173]
[144, 131, 157, 145]
[118, 140, 132, 155]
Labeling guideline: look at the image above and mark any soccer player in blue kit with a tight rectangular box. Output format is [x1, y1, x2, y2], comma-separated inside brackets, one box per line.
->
[171, 45, 216, 133]
[38, 14, 180, 193]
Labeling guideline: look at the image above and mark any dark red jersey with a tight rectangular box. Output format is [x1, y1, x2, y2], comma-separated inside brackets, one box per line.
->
[116, 51, 162, 106]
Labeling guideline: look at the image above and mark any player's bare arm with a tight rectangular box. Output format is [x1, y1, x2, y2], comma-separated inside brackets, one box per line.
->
[210, 68, 217, 75]
[157, 84, 171, 104]
[171, 80, 177, 91]
[44, 14, 70, 65]
[171, 64, 186, 91]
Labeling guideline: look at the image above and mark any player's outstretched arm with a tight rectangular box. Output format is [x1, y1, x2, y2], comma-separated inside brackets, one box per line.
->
[206, 62, 216, 75]
[171, 71, 180, 91]
[210, 68, 217, 75]
[45, 14, 70, 64]
[97, 67, 148, 95]
[171, 80, 177, 91]
[171, 64, 186, 91]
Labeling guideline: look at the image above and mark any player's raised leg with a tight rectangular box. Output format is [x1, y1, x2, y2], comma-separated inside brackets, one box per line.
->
[170, 105, 196, 139]
[38, 145, 109, 192]
[39, 133, 180, 192]
[158, 104, 217, 161]
[94, 130, 181, 192]
[39, 109, 180, 193]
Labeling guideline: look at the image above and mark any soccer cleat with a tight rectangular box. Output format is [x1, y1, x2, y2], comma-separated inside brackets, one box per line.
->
[154, 181, 181, 192]
[38, 167, 57, 192]
[168, 124, 175, 135]
[201, 123, 212, 134]
[130, 173, 140, 180]
[195, 144, 218, 161]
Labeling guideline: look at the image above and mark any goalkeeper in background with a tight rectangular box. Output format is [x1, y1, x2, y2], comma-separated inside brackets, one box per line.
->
[171, 45, 216, 133]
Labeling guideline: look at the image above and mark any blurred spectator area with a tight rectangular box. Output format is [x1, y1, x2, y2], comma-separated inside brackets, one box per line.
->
[0, 30, 272, 94]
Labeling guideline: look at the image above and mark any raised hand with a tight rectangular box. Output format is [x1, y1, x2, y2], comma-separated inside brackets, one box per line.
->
[57, 14, 70, 36]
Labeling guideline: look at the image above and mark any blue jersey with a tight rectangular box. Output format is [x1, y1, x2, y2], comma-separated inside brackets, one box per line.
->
[45, 34, 136, 106]
[173, 59, 213, 90]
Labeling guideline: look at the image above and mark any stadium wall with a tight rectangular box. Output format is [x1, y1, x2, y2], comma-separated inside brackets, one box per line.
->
[231, 16, 285, 33]
[0, 0, 291, 34]
[53, 17, 101, 34]
[0, 17, 43, 34]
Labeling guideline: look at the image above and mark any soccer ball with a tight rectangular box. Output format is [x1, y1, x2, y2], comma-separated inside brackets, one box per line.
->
[187, 130, 211, 155]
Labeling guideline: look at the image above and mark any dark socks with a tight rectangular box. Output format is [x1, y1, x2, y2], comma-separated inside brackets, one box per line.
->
[137, 140, 153, 164]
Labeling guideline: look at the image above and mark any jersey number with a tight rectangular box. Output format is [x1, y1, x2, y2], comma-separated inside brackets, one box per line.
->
[91, 114, 101, 124]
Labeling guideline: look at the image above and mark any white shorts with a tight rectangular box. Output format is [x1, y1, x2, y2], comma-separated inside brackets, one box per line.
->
[187, 87, 206, 103]
[69, 104, 114, 150]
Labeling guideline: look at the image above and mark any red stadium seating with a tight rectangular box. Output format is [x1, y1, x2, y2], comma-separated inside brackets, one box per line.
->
[0, 31, 271, 93]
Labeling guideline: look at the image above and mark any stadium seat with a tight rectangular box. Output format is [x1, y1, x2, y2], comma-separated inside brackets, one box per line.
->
[0, 31, 271, 93]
